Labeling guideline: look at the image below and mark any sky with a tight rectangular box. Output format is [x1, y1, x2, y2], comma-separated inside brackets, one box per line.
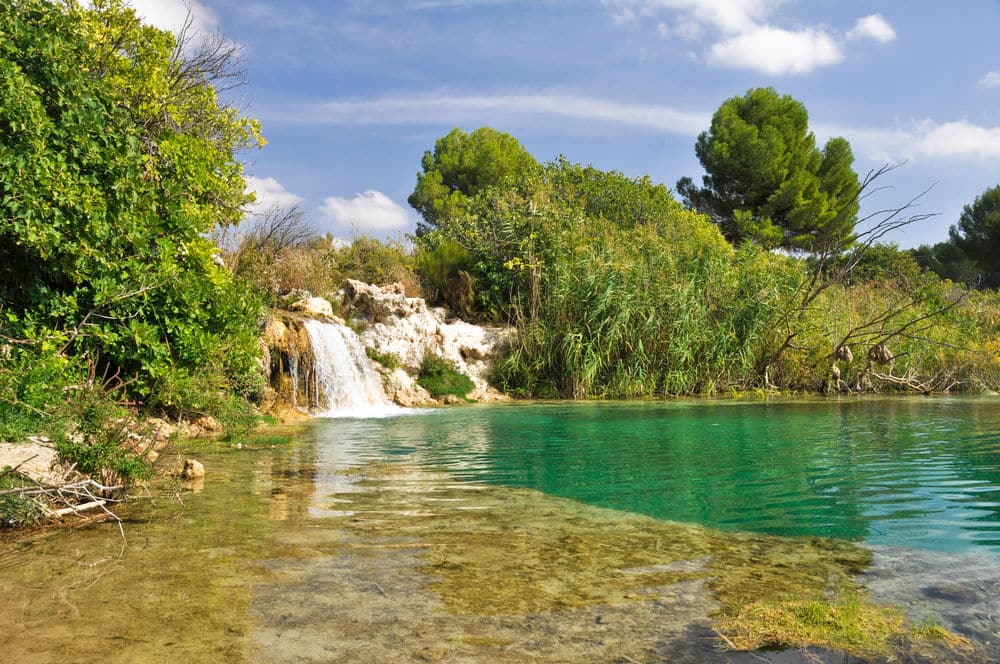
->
[129, 0, 1000, 248]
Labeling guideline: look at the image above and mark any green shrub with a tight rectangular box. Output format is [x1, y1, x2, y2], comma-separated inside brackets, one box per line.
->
[415, 238, 474, 313]
[0, 472, 43, 527]
[149, 365, 257, 434]
[326, 236, 420, 295]
[366, 347, 400, 370]
[417, 355, 474, 399]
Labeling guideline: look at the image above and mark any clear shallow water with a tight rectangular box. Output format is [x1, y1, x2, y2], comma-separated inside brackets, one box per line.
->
[3, 397, 999, 662]
[314, 397, 1000, 555]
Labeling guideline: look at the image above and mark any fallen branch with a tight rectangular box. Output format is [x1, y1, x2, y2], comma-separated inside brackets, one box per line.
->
[51, 500, 108, 517]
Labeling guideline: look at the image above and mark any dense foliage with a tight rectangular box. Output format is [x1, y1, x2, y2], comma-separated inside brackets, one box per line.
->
[409, 124, 1000, 398]
[409, 126, 541, 234]
[0, 1, 264, 457]
[912, 184, 1000, 289]
[677, 88, 860, 252]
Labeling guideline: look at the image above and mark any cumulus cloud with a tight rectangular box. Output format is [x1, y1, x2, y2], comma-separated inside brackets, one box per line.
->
[707, 25, 842, 75]
[914, 120, 1000, 159]
[978, 71, 1000, 88]
[816, 120, 1000, 163]
[245, 176, 304, 213]
[319, 191, 412, 233]
[126, 0, 218, 36]
[846, 14, 896, 43]
[266, 92, 711, 136]
[607, 1, 894, 75]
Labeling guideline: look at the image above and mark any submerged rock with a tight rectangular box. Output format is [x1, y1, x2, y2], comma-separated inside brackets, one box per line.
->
[181, 459, 205, 480]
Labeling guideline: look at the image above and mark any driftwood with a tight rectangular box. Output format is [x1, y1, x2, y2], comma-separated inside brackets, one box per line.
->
[869, 369, 960, 394]
[52, 500, 108, 517]
[2, 476, 127, 545]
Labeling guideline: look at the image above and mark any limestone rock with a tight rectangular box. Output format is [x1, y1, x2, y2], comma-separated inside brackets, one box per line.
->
[181, 458, 205, 479]
[380, 367, 434, 407]
[193, 415, 221, 433]
[0, 442, 65, 485]
[342, 280, 513, 402]
[289, 296, 335, 319]
[145, 417, 177, 445]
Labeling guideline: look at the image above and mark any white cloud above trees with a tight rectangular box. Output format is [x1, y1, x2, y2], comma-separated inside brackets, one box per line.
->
[319, 191, 411, 233]
[606, 1, 896, 75]
[244, 176, 304, 213]
[817, 119, 1000, 163]
[125, 0, 218, 36]
[707, 25, 842, 75]
[846, 14, 896, 43]
[265, 92, 710, 135]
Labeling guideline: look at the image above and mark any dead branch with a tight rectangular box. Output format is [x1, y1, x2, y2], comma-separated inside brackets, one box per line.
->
[869, 368, 960, 394]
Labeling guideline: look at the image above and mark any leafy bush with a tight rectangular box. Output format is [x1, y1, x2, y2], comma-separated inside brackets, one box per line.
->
[365, 347, 400, 370]
[0, 0, 265, 411]
[415, 238, 475, 315]
[326, 236, 420, 295]
[0, 472, 43, 527]
[417, 355, 475, 399]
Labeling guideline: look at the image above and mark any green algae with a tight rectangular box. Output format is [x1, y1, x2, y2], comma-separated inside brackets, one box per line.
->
[0, 435, 982, 663]
[0, 441, 319, 664]
[327, 461, 977, 662]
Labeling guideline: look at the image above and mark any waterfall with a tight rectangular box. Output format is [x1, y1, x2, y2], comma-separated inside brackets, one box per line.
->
[301, 319, 403, 418]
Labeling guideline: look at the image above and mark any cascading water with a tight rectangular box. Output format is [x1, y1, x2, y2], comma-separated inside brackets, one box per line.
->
[302, 319, 403, 418]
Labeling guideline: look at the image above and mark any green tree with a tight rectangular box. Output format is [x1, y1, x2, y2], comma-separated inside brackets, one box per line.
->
[912, 241, 983, 288]
[408, 126, 540, 234]
[0, 0, 265, 408]
[677, 87, 860, 252]
[949, 184, 1000, 287]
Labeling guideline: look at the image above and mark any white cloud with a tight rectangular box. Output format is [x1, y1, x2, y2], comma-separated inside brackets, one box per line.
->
[978, 71, 1000, 88]
[245, 176, 304, 213]
[914, 121, 1000, 159]
[126, 0, 218, 37]
[607, 0, 779, 34]
[707, 25, 842, 75]
[846, 14, 896, 43]
[319, 191, 412, 233]
[268, 92, 711, 135]
[816, 120, 1000, 162]
[607, 1, 894, 75]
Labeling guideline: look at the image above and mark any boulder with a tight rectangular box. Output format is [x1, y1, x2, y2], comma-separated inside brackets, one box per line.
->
[289, 296, 335, 319]
[380, 367, 434, 407]
[181, 458, 205, 480]
[0, 442, 65, 485]
[193, 415, 222, 433]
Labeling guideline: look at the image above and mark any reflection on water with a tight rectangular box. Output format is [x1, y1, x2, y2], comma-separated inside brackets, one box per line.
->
[311, 398, 1000, 554]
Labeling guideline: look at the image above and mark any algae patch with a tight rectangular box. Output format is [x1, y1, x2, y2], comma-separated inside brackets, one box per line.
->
[329, 461, 977, 662]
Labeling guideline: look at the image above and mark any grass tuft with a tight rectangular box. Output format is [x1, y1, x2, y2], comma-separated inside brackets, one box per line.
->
[417, 354, 474, 399]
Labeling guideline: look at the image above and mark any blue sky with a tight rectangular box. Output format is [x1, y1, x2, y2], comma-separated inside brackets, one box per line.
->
[132, 0, 1000, 248]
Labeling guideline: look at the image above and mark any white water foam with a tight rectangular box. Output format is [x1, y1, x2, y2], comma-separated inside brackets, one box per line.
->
[302, 319, 406, 418]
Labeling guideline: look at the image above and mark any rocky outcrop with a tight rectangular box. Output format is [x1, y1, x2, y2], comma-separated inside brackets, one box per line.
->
[288, 296, 336, 319]
[0, 440, 65, 485]
[259, 284, 512, 412]
[342, 280, 512, 402]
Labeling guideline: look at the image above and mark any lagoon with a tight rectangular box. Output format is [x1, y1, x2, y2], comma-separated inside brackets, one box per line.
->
[2, 397, 999, 662]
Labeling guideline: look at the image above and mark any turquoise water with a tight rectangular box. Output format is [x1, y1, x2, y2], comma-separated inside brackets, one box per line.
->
[312, 397, 1000, 555]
